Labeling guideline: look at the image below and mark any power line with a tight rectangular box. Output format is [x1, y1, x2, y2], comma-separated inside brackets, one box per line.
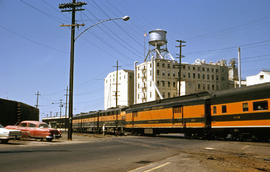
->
[187, 15, 270, 41]
[20, 0, 69, 23]
[83, 10, 142, 58]
[0, 24, 67, 54]
[89, 0, 144, 49]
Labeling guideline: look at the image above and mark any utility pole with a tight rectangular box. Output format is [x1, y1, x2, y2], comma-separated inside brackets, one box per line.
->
[176, 40, 186, 96]
[59, 99, 63, 118]
[238, 47, 242, 88]
[35, 91, 40, 108]
[113, 60, 121, 107]
[64, 86, 68, 131]
[59, 0, 86, 140]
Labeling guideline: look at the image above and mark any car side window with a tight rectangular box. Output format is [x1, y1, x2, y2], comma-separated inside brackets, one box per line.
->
[253, 101, 268, 111]
[213, 106, 217, 114]
[19, 123, 27, 127]
[222, 105, 227, 113]
[29, 123, 36, 128]
[242, 103, 249, 112]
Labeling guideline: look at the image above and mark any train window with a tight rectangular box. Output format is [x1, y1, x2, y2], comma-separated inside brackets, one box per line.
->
[242, 103, 248, 112]
[213, 106, 217, 114]
[222, 105, 227, 113]
[253, 101, 268, 111]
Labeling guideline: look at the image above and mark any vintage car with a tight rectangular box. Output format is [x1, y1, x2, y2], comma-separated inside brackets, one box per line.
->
[5, 121, 61, 141]
[0, 124, 21, 143]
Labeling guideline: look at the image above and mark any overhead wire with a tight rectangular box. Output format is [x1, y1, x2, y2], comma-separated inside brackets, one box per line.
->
[89, 0, 144, 49]
[83, 10, 142, 58]
[0, 24, 68, 54]
[20, 0, 69, 24]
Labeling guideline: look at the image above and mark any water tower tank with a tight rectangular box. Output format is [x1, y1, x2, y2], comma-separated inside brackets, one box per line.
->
[149, 29, 167, 46]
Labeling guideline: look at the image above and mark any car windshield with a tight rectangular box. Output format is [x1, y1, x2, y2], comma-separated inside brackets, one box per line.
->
[39, 124, 49, 128]
[0, 124, 3, 128]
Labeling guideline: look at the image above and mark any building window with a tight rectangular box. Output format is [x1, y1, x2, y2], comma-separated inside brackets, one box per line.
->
[162, 72, 165, 76]
[168, 64, 170, 68]
[193, 73, 195, 79]
[212, 85, 214, 90]
[242, 103, 248, 112]
[198, 67, 200, 71]
[168, 92, 171, 98]
[212, 75, 214, 80]
[216, 69, 219, 73]
[213, 106, 217, 114]
[212, 68, 214, 72]
[221, 77, 225, 81]
[138, 73, 140, 78]
[260, 75, 264, 79]
[207, 68, 209, 72]
[203, 74, 205, 79]
[216, 85, 219, 90]
[157, 81, 160, 86]
[207, 84, 210, 90]
[202, 67, 205, 71]
[193, 67, 195, 70]
[168, 72, 170, 77]
[182, 65, 186, 69]
[157, 70, 160, 75]
[253, 101, 268, 111]
[162, 81, 165, 87]
[150, 81, 152, 87]
[173, 82, 176, 87]
[173, 73, 175, 77]
[198, 84, 200, 89]
[138, 84, 140, 88]
[150, 64, 152, 68]
[207, 74, 209, 80]
[222, 105, 227, 113]
[168, 81, 171, 87]
[183, 74, 186, 78]
[216, 76, 219, 80]
[162, 63, 165, 67]
[203, 84, 205, 90]
[162, 93, 165, 98]
[188, 73, 190, 78]
[157, 63, 159, 67]
[198, 73, 200, 79]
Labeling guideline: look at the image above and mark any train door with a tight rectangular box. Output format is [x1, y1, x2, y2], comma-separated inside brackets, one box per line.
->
[172, 106, 183, 125]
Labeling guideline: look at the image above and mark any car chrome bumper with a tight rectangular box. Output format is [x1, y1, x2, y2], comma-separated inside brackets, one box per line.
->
[46, 134, 62, 139]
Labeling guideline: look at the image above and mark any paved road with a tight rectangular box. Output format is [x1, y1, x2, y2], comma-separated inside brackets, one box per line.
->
[1, 134, 270, 172]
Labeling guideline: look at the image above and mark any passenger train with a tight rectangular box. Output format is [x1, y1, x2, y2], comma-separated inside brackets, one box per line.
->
[55, 83, 270, 141]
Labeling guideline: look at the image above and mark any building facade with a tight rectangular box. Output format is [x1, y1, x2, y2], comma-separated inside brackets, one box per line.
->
[246, 70, 270, 86]
[135, 58, 237, 104]
[104, 70, 134, 110]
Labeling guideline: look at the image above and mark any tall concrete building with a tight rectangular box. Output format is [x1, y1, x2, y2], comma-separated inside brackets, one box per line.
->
[135, 58, 237, 104]
[135, 29, 238, 104]
[104, 69, 134, 110]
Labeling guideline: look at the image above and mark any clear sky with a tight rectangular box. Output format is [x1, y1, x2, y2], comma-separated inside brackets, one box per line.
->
[1, 0, 270, 119]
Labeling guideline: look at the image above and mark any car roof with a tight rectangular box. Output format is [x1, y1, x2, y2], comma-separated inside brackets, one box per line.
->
[21, 121, 47, 125]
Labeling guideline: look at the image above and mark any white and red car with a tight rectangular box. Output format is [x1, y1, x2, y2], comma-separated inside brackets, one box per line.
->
[6, 121, 61, 142]
[0, 124, 21, 143]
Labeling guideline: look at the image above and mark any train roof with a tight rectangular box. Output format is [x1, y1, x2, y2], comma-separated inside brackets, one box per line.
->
[127, 92, 210, 112]
[211, 82, 270, 104]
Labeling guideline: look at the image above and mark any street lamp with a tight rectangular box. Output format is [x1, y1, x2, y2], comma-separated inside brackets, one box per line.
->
[75, 16, 130, 41]
[67, 16, 130, 140]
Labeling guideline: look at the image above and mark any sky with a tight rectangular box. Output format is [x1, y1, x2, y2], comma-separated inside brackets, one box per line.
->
[1, 0, 270, 119]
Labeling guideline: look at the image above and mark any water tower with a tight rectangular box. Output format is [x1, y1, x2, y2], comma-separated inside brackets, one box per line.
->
[144, 29, 174, 61]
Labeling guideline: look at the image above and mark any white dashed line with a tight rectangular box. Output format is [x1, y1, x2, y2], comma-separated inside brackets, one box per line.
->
[143, 162, 171, 172]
